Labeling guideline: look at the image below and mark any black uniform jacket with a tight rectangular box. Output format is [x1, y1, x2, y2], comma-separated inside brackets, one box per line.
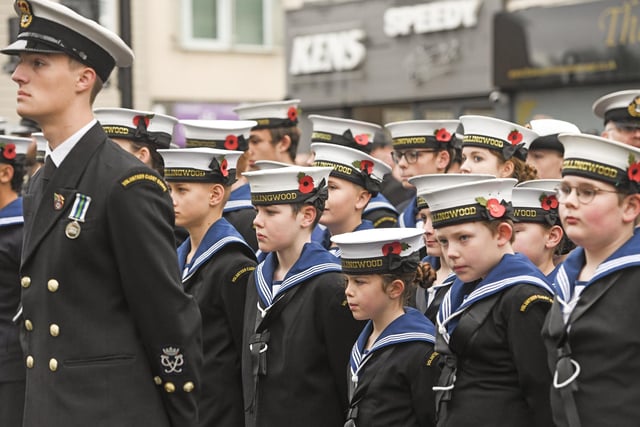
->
[178, 219, 257, 427]
[543, 239, 640, 427]
[20, 124, 203, 427]
[241, 246, 365, 427]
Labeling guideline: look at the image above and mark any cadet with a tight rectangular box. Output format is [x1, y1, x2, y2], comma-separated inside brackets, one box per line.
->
[385, 120, 458, 228]
[333, 228, 438, 427]
[159, 147, 257, 427]
[241, 166, 364, 427]
[0, 136, 30, 427]
[2, 1, 202, 425]
[526, 119, 580, 179]
[424, 178, 555, 427]
[593, 89, 640, 147]
[542, 134, 640, 427]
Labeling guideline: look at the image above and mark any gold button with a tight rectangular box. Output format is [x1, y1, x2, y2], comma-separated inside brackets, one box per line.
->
[49, 324, 60, 337]
[47, 279, 59, 292]
[153, 376, 162, 386]
[24, 319, 33, 331]
[21, 276, 31, 288]
[164, 382, 175, 393]
[49, 358, 58, 372]
[26, 355, 34, 368]
[183, 381, 195, 393]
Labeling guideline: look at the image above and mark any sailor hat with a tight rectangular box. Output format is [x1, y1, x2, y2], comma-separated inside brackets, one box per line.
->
[385, 120, 459, 151]
[254, 160, 291, 170]
[0, 135, 32, 164]
[158, 147, 242, 185]
[408, 173, 496, 210]
[31, 131, 47, 162]
[309, 115, 382, 154]
[592, 90, 640, 126]
[95, 108, 178, 149]
[421, 178, 518, 228]
[331, 228, 425, 275]
[180, 120, 257, 151]
[460, 115, 538, 161]
[528, 119, 580, 153]
[233, 99, 300, 129]
[1, 0, 134, 82]
[516, 179, 561, 192]
[243, 166, 332, 206]
[511, 186, 560, 225]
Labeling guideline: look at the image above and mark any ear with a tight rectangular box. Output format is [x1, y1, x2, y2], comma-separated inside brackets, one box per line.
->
[495, 221, 513, 247]
[0, 164, 14, 184]
[435, 150, 451, 171]
[621, 193, 640, 224]
[208, 183, 226, 206]
[299, 204, 317, 228]
[386, 278, 405, 300]
[276, 134, 292, 155]
[354, 187, 372, 211]
[545, 225, 564, 249]
[136, 146, 151, 164]
[499, 160, 515, 178]
[75, 66, 97, 95]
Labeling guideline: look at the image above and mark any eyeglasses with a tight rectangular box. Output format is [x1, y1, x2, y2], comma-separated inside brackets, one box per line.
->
[554, 183, 619, 205]
[391, 149, 436, 165]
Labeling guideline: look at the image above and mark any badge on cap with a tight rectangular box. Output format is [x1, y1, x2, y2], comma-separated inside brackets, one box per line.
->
[628, 96, 640, 118]
[17, 0, 33, 28]
[53, 193, 65, 210]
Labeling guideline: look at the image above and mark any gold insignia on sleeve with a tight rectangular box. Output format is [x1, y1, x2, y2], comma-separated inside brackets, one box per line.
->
[520, 294, 554, 312]
[120, 173, 168, 192]
[426, 351, 440, 367]
[231, 266, 256, 283]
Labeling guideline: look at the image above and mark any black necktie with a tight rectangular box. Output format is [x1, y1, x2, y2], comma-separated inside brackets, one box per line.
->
[42, 156, 57, 182]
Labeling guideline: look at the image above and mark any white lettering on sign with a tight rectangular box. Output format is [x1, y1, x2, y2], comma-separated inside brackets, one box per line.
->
[289, 29, 366, 75]
[384, 0, 482, 37]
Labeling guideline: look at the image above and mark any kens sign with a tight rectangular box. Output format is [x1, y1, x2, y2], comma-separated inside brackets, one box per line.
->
[289, 29, 366, 75]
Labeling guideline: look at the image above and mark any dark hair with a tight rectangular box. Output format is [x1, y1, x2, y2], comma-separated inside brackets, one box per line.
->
[9, 155, 26, 194]
[381, 263, 435, 306]
[129, 140, 165, 175]
[269, 126, 301, 163]
[291, 200, 324, 228]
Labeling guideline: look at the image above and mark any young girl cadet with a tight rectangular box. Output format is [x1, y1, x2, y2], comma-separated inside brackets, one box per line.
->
[332, 227, 437, 427]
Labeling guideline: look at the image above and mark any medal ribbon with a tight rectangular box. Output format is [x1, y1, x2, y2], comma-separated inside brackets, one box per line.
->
[68, 193, 92, 223]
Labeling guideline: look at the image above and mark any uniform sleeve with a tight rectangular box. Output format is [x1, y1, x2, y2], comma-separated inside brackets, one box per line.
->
[504, 285, 554, 427]
[219, 251, 256, 353]
[107, 168, 203, 427]
[410, 347, 439, 427]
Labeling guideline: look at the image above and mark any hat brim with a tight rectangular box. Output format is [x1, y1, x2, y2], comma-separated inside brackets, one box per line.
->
[1, 39, 61, 56]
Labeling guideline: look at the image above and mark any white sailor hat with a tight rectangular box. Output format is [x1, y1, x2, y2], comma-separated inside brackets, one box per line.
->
[254, 160, 291, 170]
[157, 147, 242, 185]
[592, 90, 640, 126]
[511, 186, 560, 225]
[31, 132, 47, 162]
[528, 119, 580, 153]
[408, 173, 496, 210]
[460, 115, 538, 161]
[243, 166, 332, 206]
[311, 142, 390, 194]
[0, 135, 32, 164]
[1, 0, 134, 82]
[180, 120, 257, 151]
[558, 133, 640, 192]
[421, 178, 517, 228]
[309, 115, 382, 154]
[331, 228, 425, 275]
[233, 99, 300, 129]
[94, 108, 178, 149]
[385, 120, 460, 151]
[516, 179, 561, 191]
[10, 118, 40, 136]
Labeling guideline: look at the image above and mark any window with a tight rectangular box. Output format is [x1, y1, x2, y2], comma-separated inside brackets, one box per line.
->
[183, 0, 273, 50]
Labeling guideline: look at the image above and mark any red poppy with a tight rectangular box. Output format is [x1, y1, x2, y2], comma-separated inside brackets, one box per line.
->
[540, 194, 558, 210]
[486, 198, 506, 218]
[435, 128, 452, 143]
[628, 161, 640, 183]
[132, 115, 150, 128]
[382, 241, 402, 256]
[298, 174, 314, 193]
[354, 134, 369, 146]
[224, 134, 239, 150]
[359, 160, 374, 175]
[2, 143, 16, 160]
[287, 106, 298, 122]
[220, 158, 229, 177]
[507, 130, 523, 145]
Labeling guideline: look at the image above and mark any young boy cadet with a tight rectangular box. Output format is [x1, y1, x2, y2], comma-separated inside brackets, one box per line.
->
[2, 1, 203, 426]
[543, 133, 640, 427]
[159, 147, 257, 427]
[240, 166, 364, 427]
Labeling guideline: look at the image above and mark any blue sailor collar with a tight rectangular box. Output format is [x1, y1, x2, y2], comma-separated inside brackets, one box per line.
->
[399, 196, 418, 228]
[437, 253, 552, 343]
[224, 183, 253, 212]
[178, 217, 250, 282]
[364, 193, 399, 215]
[255, 242, 341, 310]
[554, 229, 640, 305]
[0, 197, 23, 227]
[349, 307, 435, 384]
[329, 220, 375, 258]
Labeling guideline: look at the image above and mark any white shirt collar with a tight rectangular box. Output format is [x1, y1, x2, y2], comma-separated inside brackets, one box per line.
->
[46, 119, 97, 167]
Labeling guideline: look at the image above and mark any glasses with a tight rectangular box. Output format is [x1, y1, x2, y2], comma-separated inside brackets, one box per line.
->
[391, 149, 436, 165]
[554, 183, 619, 205]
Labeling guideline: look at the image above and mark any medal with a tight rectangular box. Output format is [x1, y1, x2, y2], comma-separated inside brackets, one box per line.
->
[65, 220, 81, 239]
[53, 193, 65, 210]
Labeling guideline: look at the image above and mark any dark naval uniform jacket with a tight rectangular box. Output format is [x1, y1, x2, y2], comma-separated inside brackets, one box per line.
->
[19, 123, 203, 427]
[178, 218, 257, 427]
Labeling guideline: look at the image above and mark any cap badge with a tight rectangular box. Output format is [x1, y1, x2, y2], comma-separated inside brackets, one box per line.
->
[160, 347, 184, 374]
[435, 128, 452, 143]
[352, 159, 373, 175]
[382, 241, 410, 256]
[297, 172, 314, 194]
[628, 154, 640, 183]
[17, 0, 33, 29]
[539, 194, 558, 211]
[224, 134, 239, 150]
[1, 143, 16, 161]
[628, 96, 640, 118]
[507, 130, 523, 145]
[354, 134, 369, 146]
[476, 197, 507, 219]
[287, 106, 298, 122]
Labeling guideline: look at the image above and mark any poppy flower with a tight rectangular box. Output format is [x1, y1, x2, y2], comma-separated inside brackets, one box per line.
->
[287, 107, 298, 122]
[220, 158, 229, 177]
[628, 160, 640, 183]
[2, 143, 16, 160]
[507, 130, 523, 145]
[224, 134, 239, 150]
[298, 174, 314, 193]
[382, 241, 402, 256]
[540, 194, 558, 210]
[354, 134, 369, 146]
[435, 128, 451, 143]
[357, 160, 374, 175]
[133, 115, 150, 128]
[486, 198, 506, 218]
